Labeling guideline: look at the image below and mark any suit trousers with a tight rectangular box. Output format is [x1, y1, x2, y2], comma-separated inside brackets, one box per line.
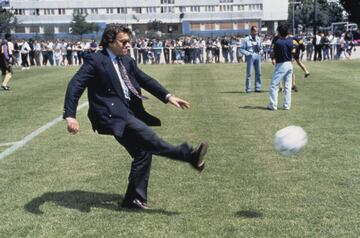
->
[114, 114, 193, 203]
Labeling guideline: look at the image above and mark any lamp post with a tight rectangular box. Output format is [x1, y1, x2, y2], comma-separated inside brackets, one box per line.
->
[313, 0, 317, 37]
[290, 1, 301, 36]
[313, 0, 317, 61]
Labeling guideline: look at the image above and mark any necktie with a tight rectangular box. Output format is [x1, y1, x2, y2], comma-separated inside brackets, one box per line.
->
[116, 57, 148, 100]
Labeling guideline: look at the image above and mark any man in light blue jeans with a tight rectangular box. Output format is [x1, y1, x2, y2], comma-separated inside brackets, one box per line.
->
[240, 26, 263, 93]
[268, 24, 295, 110]
[269, 62, 293, 110]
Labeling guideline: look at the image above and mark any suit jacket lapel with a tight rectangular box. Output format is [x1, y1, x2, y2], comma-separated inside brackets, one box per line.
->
[100, 50, 126, 99]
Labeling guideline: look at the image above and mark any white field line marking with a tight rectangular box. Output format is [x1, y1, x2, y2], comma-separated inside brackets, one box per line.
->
[0, 102, 88, 161]
[0, 142, 19, 147]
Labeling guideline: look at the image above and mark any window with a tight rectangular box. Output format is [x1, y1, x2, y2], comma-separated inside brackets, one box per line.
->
[219, 0, 233, 3]
[132, 7, 142, 14]
[219, 22, 233, 30]
[146, 7, 157, 13]
[91, 8, 98, 14]
[249, 4, 262, 11]
[237, 5, 245, 11]
[43, 9, 55, 15]
[30, 25, 40, 33]
[15, 26, 26, 33]
[205, 6, 215, 12]
[161, 0, 175, 4]
[58, 8, 65, 15]
[179, 6, 186, 13]
[236, 22, 245, 29]
[74, 8, 87, 15]
[14, 9, 25, 15]
[190, 6, 200, 12]
[58, 25, 70, 33]
[168, 25, 178, 32]
[219, 5, 233, 12]
[205, 23, 215, 30]
[161, 6, 174, 13]
[117, 8, 127, 14]
[43, 25, 54, 33]
[30, 9, 40, 15]
[190, 23, 200, 31]
[106, 8, 114, 14]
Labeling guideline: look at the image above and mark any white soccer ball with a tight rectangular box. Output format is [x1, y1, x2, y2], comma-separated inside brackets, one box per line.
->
[273, 126, 308, 156]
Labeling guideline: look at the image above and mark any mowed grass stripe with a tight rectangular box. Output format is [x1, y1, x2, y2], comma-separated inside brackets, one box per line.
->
[0, 67, 79, 144]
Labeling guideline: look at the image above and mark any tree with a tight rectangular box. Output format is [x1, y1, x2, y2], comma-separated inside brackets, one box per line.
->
[69, 12, 98, 38]
[288, 0, 344, 33]
[0, 8, 17, 34]
[339, 0, 360, 25]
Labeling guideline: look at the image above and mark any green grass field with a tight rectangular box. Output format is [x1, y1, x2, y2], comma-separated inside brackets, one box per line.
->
[1, 61, 360, 237]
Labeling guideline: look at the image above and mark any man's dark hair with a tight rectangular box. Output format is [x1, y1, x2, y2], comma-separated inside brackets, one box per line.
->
[277, 24, 289, 38]
[100, 24, 131, 48]
[250, 26, 258, 32]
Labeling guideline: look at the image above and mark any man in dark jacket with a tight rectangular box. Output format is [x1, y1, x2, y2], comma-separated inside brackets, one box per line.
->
[63, 24, 208, 210]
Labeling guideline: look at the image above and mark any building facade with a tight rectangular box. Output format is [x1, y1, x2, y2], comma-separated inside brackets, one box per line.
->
[5, 0, 288, 38]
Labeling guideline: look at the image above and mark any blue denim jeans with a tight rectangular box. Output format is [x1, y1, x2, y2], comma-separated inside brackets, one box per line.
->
[245, 53, 261, 92]
[268, 62, 293, 110]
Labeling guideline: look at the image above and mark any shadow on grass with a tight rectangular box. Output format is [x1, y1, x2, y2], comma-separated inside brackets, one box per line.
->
[219, 91, 246, 94]
[24, 190, 180, 216]
[239, 105, 269, 110]
[234, 210, 263, 219]
[219, 90, 269, 95]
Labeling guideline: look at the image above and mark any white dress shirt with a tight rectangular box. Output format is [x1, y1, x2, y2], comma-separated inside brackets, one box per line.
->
[106, 49, 130, 100]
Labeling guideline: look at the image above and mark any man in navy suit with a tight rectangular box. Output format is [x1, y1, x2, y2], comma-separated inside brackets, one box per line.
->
[63, 24, 208, 210]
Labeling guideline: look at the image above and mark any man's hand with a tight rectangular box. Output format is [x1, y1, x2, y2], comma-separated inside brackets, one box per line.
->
[65, 117, 80, 134]
[168, 95, 191, 109]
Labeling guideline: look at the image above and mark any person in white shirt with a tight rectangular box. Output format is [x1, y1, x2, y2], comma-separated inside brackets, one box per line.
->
[54, 47, 62, 66]
[327, 32, 335, 59]
[20, 39, 31, 70]
[314, 32, 322, 61]
[33, 40, 41, 66]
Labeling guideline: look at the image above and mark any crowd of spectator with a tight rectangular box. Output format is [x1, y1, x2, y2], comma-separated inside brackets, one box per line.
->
[5, 29, 359, 69]
[9, 39, 98, 69]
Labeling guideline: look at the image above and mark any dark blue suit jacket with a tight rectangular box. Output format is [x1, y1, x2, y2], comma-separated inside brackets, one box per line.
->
[63, 49, 170, 136]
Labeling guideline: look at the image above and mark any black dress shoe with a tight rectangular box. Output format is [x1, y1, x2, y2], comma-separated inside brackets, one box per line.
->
[121, 199, 149, 210]
[1, 86, 10, 91]
[305, 72, 310, 78]
[190, 143, 208, 172]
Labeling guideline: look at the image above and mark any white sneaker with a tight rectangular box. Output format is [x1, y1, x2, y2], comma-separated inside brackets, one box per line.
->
[267, 104, 277, 111]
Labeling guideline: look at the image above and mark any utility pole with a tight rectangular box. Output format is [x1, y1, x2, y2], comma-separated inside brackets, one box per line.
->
[290, 1, 301, 36]
[313, 0, 317, 37]
[313, 0, 317, 61]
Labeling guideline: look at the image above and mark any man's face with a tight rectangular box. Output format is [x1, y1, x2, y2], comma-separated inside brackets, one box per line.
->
[251, 27, 258, 37]
[108, 32, 130, 56]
